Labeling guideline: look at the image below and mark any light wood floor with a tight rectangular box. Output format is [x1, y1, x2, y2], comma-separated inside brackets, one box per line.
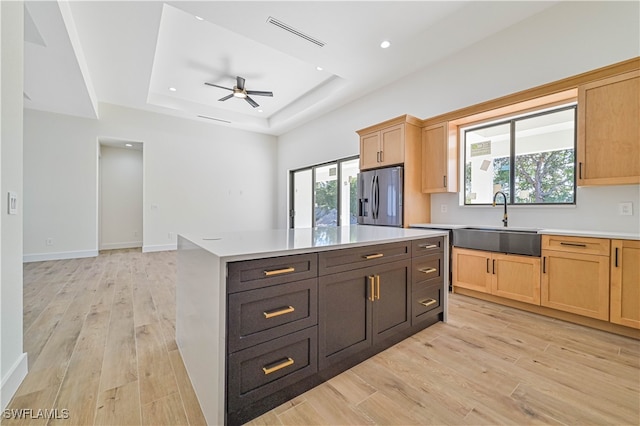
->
[6, 250, 639, 425]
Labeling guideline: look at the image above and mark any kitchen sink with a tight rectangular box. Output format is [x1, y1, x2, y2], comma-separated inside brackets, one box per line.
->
[453, 227, 541, 256]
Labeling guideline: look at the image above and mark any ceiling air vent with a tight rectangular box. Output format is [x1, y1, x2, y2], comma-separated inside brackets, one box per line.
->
[197, 115, 231, 124]
[266, 16, 325, 47]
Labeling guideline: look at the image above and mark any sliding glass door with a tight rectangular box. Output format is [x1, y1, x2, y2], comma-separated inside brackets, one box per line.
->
[290, 156, 359, 228]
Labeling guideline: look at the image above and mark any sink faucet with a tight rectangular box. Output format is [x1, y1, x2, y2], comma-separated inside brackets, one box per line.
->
[493, 191, 508, 227]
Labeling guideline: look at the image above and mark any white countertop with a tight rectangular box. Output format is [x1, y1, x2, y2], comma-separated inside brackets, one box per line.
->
[179, 225, 448, 261]
[410, 223, 639, 240]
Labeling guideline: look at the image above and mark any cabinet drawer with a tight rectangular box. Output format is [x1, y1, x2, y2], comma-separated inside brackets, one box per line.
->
[227, 327, 317, 410]
[412, 237, 445, 256]
[228, 278, 318, 353]
[318, 241, 410, 276]
[228, 253, 318, 293]
[412, 253, 443, 287]
[542, 235, 610, 256]
[412, 283, 443, 325]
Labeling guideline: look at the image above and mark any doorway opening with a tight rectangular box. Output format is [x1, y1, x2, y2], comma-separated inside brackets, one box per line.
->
[98, 140, 143, 251]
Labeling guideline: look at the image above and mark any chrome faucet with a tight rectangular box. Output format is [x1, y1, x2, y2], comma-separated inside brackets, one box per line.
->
[492, 191, 508, 227]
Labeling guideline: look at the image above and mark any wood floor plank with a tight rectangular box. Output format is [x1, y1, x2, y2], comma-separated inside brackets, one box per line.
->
[141, 392, 188, 426]
[94, 381, 141, 426]
[135, 322, 180, 405]
[167, 349, 207, 426]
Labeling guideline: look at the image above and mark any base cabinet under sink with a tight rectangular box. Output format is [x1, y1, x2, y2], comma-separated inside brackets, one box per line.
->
[452, 247, 541, 305]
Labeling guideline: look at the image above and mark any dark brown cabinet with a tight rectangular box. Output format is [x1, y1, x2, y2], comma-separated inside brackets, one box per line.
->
[226, 236, 445, 425]
[318, 259, 410, 369]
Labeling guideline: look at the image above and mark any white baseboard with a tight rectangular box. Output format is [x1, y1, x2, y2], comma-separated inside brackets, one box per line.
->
[142, 244, 177, 253]
[23, 249, 98, 263]
[99, 241, 143, 250]
[1, 353, 28, 410]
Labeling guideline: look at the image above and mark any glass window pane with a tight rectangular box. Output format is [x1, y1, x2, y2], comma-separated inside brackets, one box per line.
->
[314, 163, 338, 227]
[339, 159, 360, 226]
[292, 169, 312, 228]
[464, 123, 511, 204]
[514, 109, 575, 204]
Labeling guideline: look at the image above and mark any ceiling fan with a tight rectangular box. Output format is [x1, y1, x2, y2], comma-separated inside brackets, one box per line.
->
[204, 76, 273, 108]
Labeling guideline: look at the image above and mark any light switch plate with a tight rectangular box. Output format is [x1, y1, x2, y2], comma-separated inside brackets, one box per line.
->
[618, 202, 633, 216]
[8, 192, 17, 215]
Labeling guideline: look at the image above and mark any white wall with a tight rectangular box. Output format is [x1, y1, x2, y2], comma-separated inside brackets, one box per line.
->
[24, 103, 278, 260]
[99, 145, 143, 250]
[276, 1, 640, 235]
[1, 0, 27, 410]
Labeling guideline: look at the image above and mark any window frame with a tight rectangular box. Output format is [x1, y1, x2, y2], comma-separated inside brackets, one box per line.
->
[289, 155, 360, 228]
[461, 104, 578, 206]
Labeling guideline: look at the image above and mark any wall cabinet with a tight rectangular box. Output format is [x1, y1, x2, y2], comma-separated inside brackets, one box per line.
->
[360, 124, 405, 170]
[421, 122, 458, 193]
[541, 235, 610, 321]
[452, 247, 540, 305]
[577, 70, 640, 186]
[610, 239, 640, 329]
[357, 115, 430, 226]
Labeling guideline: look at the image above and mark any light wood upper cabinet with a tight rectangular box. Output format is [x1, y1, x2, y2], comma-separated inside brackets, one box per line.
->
[452, 247, 540, 305]
[359, 124, 405, 170]
[421, 122, 458, 193]
[357, 115, 430, 226]
[610, 239, 640, 329]
[541, 235, 610, 321]
[577, 70, 640, 186]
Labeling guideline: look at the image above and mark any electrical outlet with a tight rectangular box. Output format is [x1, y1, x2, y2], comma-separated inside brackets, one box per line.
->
[168, 232, 174, 240]
[46, 238, 53, 246]
[619, 202, 633, 216]
[134, 231, 138, 237]
[440, 204, 448, 213]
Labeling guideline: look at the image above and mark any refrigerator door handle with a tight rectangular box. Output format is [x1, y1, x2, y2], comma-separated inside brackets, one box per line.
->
[374, 175, 380, 219]
[370, 175, 377, 219]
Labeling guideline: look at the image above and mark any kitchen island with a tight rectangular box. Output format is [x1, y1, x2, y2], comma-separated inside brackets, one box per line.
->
[176, 225, 449, 425]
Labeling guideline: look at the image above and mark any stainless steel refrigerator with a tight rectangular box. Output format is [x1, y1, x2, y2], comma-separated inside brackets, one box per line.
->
[357, 166, 403, 227]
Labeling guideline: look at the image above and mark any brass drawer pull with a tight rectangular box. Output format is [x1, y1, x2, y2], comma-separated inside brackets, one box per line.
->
[419, 299, 437, 308]
[560, 242, 587, 248]
[263, 306, 295, 319]
[262, 357, 294, 375]
[264, 267, 295, 276]
[363, 253, 384, 260]
[418, 244, 438, 249]
[376, 275, 381, 300]
[418, 267, 437, 274]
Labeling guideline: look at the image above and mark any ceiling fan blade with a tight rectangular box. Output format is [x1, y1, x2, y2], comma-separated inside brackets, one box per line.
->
[246, 90, 273, 97]
[236, 76, 246, 90]
[218, 94, 234, 102]
[205, 82, 232, 91]
[245, 96, 259, 108]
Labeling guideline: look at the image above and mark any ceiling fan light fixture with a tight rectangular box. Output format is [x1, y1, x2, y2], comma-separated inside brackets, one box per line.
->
[233, 90, 247, 99]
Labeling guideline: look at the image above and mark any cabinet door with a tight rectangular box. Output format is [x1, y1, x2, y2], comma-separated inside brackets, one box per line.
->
[372, 260, 411, 344]
[577, 70, 640, 186]
[318, 268, 372, 369]
[360, 131, 381, 170]
[491, 253, 541, 305]
[452, 247, 491, 293]
[421, 122, 457, 193]
[379, 124, 405, 166]
[610, 240, 640, 329]
[541, 250, 610, 320]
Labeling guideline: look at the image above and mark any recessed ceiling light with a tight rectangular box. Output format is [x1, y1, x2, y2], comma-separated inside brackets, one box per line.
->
[380, 40, 391, 49]
[316, 66, 323, 71]
[169, 87, 177, 92]
[258, 109, 263, 113]
[125, 143, 133, 147]
[195, 16, 204, 21]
